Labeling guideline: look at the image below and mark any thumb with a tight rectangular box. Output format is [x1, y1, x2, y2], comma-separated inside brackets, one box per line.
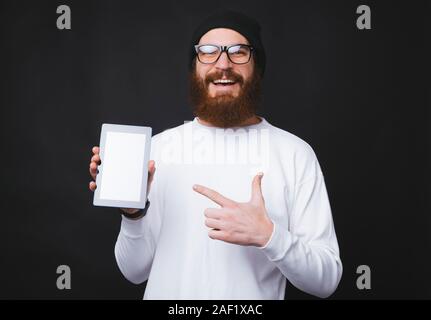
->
[250, 172, 265, 205]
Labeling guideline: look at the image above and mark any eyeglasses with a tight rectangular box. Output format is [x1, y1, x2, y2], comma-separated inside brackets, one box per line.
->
[194, 44, 254, 65]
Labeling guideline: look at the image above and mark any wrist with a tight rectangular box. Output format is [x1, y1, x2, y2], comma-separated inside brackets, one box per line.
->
[257, 219, 274, 247]
[121, 208, 140, 215]
[120, 200, 150, 220]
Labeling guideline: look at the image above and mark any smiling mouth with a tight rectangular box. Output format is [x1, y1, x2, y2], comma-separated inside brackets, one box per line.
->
[212, 79, 237, 86]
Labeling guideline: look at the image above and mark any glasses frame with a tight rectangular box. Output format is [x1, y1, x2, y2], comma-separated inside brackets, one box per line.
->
[194, 44, 254, 65]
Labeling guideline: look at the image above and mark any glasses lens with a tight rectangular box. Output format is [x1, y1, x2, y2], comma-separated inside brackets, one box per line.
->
[228, 45, 251, 64]
[197, 45, 220, 63]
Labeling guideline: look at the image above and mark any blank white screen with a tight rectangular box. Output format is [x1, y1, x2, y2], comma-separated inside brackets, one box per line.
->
[99, 132, 146, 201]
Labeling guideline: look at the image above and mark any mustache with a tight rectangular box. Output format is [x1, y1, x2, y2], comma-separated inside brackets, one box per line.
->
[204, 70, 244, 86]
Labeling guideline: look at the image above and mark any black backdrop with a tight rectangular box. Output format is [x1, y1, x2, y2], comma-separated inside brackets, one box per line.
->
[0, 0, 429, 299]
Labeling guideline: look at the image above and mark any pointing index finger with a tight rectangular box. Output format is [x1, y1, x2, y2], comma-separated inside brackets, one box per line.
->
[193, 184, 236, 208]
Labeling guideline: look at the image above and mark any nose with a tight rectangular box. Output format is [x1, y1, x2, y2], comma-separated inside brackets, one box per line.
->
[214, 51, 232, 70]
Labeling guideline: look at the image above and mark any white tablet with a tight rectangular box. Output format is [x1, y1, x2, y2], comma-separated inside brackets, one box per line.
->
[93, 124, 152, 209]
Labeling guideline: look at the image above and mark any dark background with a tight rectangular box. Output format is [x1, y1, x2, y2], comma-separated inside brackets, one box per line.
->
[0, 0, 428, 299]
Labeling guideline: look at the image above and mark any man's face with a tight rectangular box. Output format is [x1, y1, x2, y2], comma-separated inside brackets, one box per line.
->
[189, 28, 262, 128]
[195, 28, 254, 98]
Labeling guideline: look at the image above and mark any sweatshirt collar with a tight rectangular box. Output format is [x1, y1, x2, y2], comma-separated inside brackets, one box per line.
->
[192, 116, 269, 130]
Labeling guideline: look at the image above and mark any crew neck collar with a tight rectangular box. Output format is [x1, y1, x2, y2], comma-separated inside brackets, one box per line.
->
[192, 116, 269, 130]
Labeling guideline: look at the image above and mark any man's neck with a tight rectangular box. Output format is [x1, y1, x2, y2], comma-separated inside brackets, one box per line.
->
[196, 115, 262, 128]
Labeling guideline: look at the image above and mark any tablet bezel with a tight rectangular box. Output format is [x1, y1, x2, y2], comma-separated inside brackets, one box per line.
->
[93, 123, 152, 209]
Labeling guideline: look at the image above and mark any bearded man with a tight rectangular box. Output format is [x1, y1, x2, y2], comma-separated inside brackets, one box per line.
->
[88, 10, 342, 299]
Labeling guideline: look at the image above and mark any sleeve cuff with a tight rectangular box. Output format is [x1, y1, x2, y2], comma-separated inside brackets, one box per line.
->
[258, 221, 293, 261]
[120, 215, 149, 239]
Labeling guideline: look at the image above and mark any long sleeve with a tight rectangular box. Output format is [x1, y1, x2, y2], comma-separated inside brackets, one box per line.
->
[114, 175, 162, 285]
[259, 159, 342, 298]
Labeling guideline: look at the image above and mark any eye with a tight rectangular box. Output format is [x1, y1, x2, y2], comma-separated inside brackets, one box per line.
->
[199, 45, 219, 54]
[227, 45, 241, 54]
[228, 45, 248, 56]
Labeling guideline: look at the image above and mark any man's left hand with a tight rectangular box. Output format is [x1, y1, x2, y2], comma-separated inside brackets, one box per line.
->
[193, 173, 274, 247]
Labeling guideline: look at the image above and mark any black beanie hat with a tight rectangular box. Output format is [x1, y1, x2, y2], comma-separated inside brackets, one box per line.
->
[189, 10, 266, 77]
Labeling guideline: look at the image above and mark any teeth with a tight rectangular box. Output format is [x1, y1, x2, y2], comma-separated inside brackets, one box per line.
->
[213, 79, 235, 84]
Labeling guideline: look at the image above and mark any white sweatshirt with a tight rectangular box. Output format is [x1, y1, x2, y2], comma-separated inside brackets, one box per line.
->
[114, 116, 342, 299]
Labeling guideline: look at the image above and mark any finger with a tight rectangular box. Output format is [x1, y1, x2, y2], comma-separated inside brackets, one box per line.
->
[148, 160, 156, 182]
[89, 181, 97, 191]
[193, 184, 236, 208]
[148, 160, 155, 171]
[203, 207, 224, 219]
[208, 229, 227, 241]
[92, 146, 99, 155]
[145, 161, 156, 198]
[91, 154, 101, 165]
[205, 218, 223, 230]
[204, 208, 223, 219]
[89, 162, 98, 180]
[250, 172, 265, 205]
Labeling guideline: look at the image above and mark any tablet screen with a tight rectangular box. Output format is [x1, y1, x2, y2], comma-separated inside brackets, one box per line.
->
[99, 132, 146, 202]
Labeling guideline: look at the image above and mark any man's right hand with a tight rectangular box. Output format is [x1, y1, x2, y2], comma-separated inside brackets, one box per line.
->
[88, 146, 156, 215]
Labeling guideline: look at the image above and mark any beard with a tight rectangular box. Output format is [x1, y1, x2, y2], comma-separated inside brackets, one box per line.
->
[189, 63, 262, 128]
